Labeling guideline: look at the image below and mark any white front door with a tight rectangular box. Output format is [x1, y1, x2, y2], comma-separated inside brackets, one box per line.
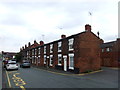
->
[63, 56, 67, 71]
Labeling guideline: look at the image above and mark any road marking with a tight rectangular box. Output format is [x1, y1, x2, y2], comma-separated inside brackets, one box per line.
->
[20, 86, 26, 90]
[6, 71, 12, 88]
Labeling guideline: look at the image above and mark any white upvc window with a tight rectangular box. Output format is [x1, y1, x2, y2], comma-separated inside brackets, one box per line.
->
[106, 48, 110, 52]
[69, 38, 74, 51]
[35, 56, 37, 64]
[44, 46, 46, 54]
[35, 49, 37, 56]
[32, 49, 34, 56]
[69, 54, 74, 70]
[38, 55, 40, 63]
[58, 41, 62, 52]
[44, 55, 46, 64]
[50, 55, 53, 66]
[38, 48, 40, 55]
[27, 51, 29, 55]
[50, 44, 53, 53]
[58, 54, 62, 66]
[32, 56, 34, 64]
[102, 49, 104, 52]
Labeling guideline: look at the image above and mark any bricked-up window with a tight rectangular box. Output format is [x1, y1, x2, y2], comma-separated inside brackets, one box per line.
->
[58, 54, 62, 66]
[38, 48, 40, 55]
[58, 42, 62, 52]
[32, 49, 34, 56]
[44, 55, 46, 64]
[69, 38, 74, 50]
[44, 46, 46, 54]
[50, 44, 53, 53]
[50, 55, 53, 66]
[69, 54, 74, 69]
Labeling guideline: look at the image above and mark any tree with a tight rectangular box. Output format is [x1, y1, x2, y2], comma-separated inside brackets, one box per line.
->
[15, 52, 22, 62]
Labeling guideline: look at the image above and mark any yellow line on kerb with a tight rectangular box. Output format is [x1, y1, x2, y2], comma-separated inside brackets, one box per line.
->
[20, 86, 26, 90]
[6, 71, 12, 88]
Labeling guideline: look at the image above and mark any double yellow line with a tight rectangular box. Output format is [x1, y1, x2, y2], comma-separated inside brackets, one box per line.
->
[5, 71, 26, 90]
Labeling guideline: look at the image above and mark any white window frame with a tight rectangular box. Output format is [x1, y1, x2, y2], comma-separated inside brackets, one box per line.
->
[44, 55, 46, 64]
[69, 54, 74, 70]
[38, 55, 40, 63]
[32, 49, 34, 56]
[106, 48, 110, 52]
[50, 44, 53, 53]
[58, 54, 62, 66]
[44, 46, 46, 54]
[35, 49, 37, 56]
[58, 42, 62, 52]
[69, 38, 74, 51]
[50, 55, 53, 66]
[32, 56, 34, 64]
[38, 48, 40, 55]
[102, 49, 104, 52]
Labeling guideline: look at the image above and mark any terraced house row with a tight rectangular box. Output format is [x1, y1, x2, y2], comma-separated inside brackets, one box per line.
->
[20, 24, 119, 73]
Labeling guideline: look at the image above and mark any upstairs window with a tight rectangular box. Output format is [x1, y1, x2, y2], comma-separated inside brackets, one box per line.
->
[102, 49, 104, 52]
[32, 49, 34, 55]
[106, 48, 110, 52]
[50, 44, 53, 53]
[38, 48, 40, 55]
[35, 49, 37, 56]
[69, 38, 74, 50]
[58, 42, 62, 52]
[44, 46, 46, 54]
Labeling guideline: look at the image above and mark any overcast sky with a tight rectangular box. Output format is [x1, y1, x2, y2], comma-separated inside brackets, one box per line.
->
[0, 0, 119, 52]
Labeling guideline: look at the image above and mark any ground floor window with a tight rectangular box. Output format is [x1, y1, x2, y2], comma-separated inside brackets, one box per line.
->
[44, 55, 46, 64]
[32, 56, 34, 64]
[38, 56, 40, 63]
[58, 54, 62, 66]
[50, 55, 53, 66]
[69, 54, 74, 69]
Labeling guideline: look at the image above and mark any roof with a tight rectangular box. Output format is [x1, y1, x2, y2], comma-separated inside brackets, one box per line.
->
[100, 41, 116, 48]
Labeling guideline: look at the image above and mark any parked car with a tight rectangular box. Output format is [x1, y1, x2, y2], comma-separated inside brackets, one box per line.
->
[6, 61, 18, 70]
[20, 60, 31, 68]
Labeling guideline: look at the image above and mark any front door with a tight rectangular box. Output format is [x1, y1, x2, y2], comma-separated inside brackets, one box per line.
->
[63, 56, 67, 71]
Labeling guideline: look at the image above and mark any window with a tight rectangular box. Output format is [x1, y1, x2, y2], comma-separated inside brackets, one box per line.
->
[38, 48, 40, 55]
[69, 38, 74, 50]
[50, 55, 53, 66]
[58, 54, 62, 66]
[44, 55, 46, 64]
[44, 46, 46, 54]
[69, 54, 74, 69]
[50, 44, 53, 53]
[106, 48, 110, 52]
[58, 42, 62, 52]
[32, 49, 34, 56]
[102, 49, 104, 52]
[32, 56, 34, 64]
[35, 49, 37, 56]
[38, 56, 40, 63]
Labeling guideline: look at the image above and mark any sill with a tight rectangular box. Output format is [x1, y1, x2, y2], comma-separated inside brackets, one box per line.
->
[58, 64, 62, 66]
[69, 67, 74, 70]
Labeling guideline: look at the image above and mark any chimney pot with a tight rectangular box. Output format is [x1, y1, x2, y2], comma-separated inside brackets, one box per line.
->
[40, 41, 44, 45]
[61, 34, 66, 39]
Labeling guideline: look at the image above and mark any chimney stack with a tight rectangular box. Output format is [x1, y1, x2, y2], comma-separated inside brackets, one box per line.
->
[85, 24, 91, 32]
[22, 46, 24, 50]
[40, 41, 44, 45]
[28, 42, 31, 47]
[61, 34, 66, 39]
[25, 44, 27, 48]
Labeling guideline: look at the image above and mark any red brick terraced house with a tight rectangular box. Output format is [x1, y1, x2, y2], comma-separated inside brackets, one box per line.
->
[20, 24, 103, 73]
[100, 38, 120, 67]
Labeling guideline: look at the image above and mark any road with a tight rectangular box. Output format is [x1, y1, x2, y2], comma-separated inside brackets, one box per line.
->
[2, 62, 119, 89]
